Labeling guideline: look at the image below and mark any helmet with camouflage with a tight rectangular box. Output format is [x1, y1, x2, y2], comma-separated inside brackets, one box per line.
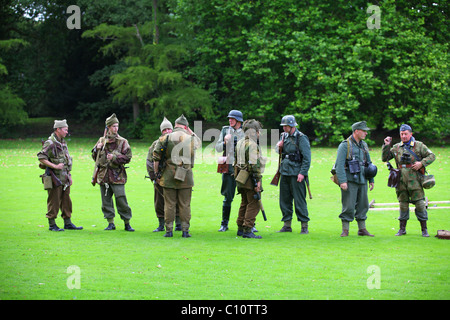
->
[243, 119, 262, 133]
[422, 174, 435, 189]
[280, 115, 297, 127]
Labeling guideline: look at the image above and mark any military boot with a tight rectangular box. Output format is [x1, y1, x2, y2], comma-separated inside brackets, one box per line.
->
[277, 220, 292, 232]
[218, 206, 231, 232]
[124, 223, 135, 232]
[340, 220, 349, 237]
[300, 222, 309, 234]
[243, 227, 262, 239]
[395, 220, 407, 236]
[153, 217, 165, 232]
[64, 218, 83, 230]
[420, 220, 429, 237]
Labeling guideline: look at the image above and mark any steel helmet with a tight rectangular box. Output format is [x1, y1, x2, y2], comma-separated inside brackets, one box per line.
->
[364, 163, 378, 179]
[280, 115, 297, 127]
[227, 110, 244, 122]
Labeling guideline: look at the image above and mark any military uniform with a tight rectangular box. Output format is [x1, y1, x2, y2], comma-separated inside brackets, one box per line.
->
[92, 114, 134, 231]
[335, 121, 375, 236]
[37, 119, 82, 231]
[153, 115, 201, 237]
[381, 124, 435, 236]
[215, 110, 245, 231]
[277, 115, 311, 234]
[146, 117, 180, 232]
[234, 119, 264, 239]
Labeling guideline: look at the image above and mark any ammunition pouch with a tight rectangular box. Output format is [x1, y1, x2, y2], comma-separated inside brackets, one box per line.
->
[284, 152, 302, 163]
[41, 174, 53, 190]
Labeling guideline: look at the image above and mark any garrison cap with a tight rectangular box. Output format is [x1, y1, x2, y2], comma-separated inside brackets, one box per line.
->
[105, 113, 119, 127]
[400, 124, 412, 132]
[351, 121, 370, 132]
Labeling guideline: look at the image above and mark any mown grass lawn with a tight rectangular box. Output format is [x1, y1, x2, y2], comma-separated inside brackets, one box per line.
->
[0, 138, 448, 300]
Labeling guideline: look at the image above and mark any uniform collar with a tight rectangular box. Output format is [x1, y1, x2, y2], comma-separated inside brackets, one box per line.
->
[400, 136, 415, 147]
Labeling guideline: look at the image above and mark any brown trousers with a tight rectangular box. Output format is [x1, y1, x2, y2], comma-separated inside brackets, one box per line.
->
[46, 186, 72, 220]
[237, 188, 260, 229]
[154, 183, 180, 219]
[163, 187, 192, 232]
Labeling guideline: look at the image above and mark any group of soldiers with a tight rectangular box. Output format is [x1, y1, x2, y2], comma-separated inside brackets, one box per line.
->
[37, 111, 436, 239]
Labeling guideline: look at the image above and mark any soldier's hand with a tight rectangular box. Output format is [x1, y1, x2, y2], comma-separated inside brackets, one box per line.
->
[297, 173, 304, 182]
[383, 136, 392, 146]
[96, 142, 103, 149]
[54, 163, 64, 170]
[340, 182, 348, 191]
[254, 181, 261, 193]
[276, 140, 284, 149]
[224, 134, 232, 144]
[412, 161, 423, 171]
[369, 182, 374, 191]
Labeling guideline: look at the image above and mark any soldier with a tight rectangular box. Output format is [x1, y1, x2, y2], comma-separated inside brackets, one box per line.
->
[37, 119, 83, 231]
[215, 110, 245, 232]
[382, 124, 436, 237]
[335, 121, 376, 237]
[234, 119, 264, 239]
[276, 115, 311, 234]
[146, 117, 180, 232]
[92, 113, 134, 231]
[153, 115, 201, 238]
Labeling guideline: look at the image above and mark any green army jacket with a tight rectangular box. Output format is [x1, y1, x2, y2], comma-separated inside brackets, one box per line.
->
[381, 138, 435, 191]
[91, 134, 132, 185]
[37, 133, 73, 184]
[279, 129, 311, 177]
[234, 136, 263, 190]
[335, 135, 374, 185]
[153, 127, 200, 189]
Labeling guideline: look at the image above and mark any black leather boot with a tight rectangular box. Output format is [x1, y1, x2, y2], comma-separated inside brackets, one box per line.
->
[420, 220, 429, 237]
[243, 227, 262, 239]
[125, 223, 135, 232]
[153, 217, 165, 232]
[218, 206, 231, 232]
[395, 220, 407, 236]
[104, 223, 116, 230]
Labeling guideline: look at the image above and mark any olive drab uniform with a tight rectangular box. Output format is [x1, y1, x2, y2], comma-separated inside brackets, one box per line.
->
[335, 124, 375, 236]
[146, 118, 180, 232]
[382, 133, 435, 236]
[92, 114, 134, 231]
[38, 132, 74, 228]
[152, 115, 201, 237]
[215, 121, 244, 231]
[277, 129, 311, 233]
[234, 119, 264, 238]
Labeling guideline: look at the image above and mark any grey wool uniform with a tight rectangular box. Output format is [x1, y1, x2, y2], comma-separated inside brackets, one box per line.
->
[215, 116, 245, 232]
[334, 121, 375, 237]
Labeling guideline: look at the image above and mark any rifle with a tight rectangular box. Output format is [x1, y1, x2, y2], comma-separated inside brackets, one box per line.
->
[305, 176, 312, 199]
[45, 167, 62, 188]
[155, 135, 169, 179]
[91, 127, 107, 186]
[270, 133, 285, 186]
[252, 175, 267, 221]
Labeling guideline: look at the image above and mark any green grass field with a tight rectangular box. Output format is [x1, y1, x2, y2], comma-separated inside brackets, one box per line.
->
[0, 137, 449, 300]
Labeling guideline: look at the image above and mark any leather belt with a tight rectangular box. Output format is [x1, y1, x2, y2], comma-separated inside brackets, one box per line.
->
[399, 164, 413, 168]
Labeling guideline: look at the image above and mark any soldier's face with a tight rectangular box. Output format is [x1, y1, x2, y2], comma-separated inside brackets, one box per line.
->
[229, 118, 237, 127]
[354, 129, 367, 140]
[162, 128, 172, 135]
[400, 130, 412, 143]
[56, 127, 68, 138]
[109, 123, 119, 135]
